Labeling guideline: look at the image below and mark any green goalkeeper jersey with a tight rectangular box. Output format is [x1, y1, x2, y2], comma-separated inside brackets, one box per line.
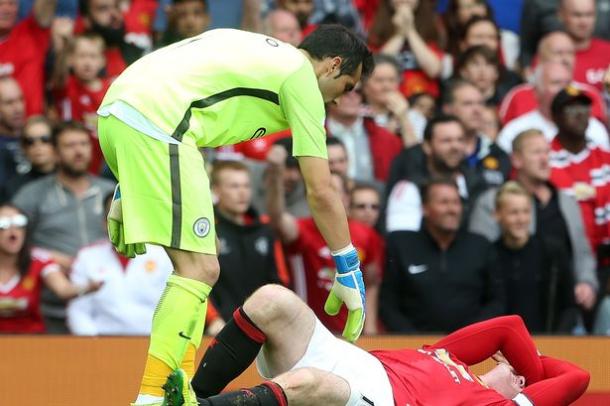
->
[99, 29, 327, 159]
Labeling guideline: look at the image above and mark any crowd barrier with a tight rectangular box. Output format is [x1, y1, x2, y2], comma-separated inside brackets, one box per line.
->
[1, 335, 609, 405]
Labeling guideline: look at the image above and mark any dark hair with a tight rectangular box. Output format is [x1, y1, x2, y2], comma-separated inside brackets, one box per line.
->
[0, 204, 32, 276]
[460, 15, 500, 44]
[369, 0, 438, 48]
[455, 45, 500, 75]
[51, 121, 89, 146]
[420, 177, 460, 205]
[443, 0, 492, 55]
[172, 0, 208, 11]
[423, 114, 464, 142]
[299, 24, 374, 78]
[326, 136, 346, 149]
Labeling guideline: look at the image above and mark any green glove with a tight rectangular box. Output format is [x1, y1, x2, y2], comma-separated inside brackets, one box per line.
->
[107, 184, 146, 258]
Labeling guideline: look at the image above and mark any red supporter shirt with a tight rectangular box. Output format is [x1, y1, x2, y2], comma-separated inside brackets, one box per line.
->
[573, 38, 610, 92]
[371, 347, 513, 406]
[0, 249, 60, 334]
[499, 82, 607, 125]
[549, 137, 610, 253]
[286, 218, 383, 333]
[54, 76, 111, 173]
[0, 15, 50, 116]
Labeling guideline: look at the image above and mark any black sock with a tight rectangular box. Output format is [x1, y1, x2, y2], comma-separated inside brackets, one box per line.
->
[197, 382, 288, 406]
[192, 307, 266, 397]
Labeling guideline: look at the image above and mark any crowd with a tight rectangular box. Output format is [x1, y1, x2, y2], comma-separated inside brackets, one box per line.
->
[1, 0, 610, 338]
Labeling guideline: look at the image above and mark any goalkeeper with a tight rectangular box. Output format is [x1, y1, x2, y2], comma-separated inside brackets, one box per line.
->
[97, 25, 373, 406]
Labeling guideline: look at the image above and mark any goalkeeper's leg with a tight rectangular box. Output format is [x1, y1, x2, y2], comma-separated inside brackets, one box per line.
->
[192, 284, 317, 398]
[136, 250, 218, 404]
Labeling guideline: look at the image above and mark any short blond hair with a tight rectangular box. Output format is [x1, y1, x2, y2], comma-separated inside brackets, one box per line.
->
[495, 181, 531, 211]
[512, 128, 545, 154]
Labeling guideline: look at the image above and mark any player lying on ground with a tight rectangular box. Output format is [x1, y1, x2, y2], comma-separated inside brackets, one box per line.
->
[164, 284, 589, 406]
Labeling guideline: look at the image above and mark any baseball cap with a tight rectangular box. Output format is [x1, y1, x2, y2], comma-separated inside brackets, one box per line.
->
[551, 85, 592, 115]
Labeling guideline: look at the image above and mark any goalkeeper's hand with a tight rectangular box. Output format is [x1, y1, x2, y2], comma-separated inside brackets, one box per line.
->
[107, 184, 146, 258]
[324, 245, 366, 342]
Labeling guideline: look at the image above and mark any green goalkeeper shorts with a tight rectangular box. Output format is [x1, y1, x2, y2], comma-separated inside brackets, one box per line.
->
[98, 114, 216, 254]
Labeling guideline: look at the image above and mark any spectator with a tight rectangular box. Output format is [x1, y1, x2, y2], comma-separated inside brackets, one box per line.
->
[156, 0, 210, 47]
[67, 193, 174, 336]
[250, 137, 310, 218]
[276, 0, 316, 35]
[441, 0, 520, 70]
[0, 204, 101, 334]
[558, 0, 610, 92]
[368, 0, 443, 98]
[81, 0, 147, 79]
[361, 54, 418, 145]
[325, 136, 351, 181]
[470, 129, 598, 312]
[381, 177, 504, 333]
[0, 0, 57, 116]
[309, 0, 366, 37]
[11, 121, 115, 333]
[348, 183, 382, 228]
[209, 160, 287, 321]
[0, 77, 27, 187]
[385, 114, 487, 232]
[266, 144, 382, 335]
[326, 90, 403, 182]
[501, 31, 607, 125]
[1, 116, 57, 202]
[480, 105, 500, 142]
[52, 32, 111, 174]
[497, 62, 610, 153]
[493, 181, 578, 333]
[549, 87, 610, 266]
[262, 9, 301, 46]
[442, 79, 511, 187]
[454, 45, 517, 107]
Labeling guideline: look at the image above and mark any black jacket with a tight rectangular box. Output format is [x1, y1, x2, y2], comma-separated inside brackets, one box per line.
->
[380, 227, 505, 333]
[211, 206, 282, 320]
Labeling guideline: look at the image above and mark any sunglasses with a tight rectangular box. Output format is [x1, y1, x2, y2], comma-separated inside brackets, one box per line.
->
[351, 203, 380, 210]
[0, 214, 28, 230]
[22, 135, 52, 146]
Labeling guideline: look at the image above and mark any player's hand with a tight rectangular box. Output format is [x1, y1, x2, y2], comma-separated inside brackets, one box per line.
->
[324, 246, 366, 342]
[107, 184, 146, 258]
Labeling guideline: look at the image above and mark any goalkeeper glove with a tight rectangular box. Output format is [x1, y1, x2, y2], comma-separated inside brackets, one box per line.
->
[107, 184, 146, 258]
[324, 244, 366, 342]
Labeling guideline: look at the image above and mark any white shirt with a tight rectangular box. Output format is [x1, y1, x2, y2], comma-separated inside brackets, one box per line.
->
[496, 110, 610, 153]
[67, 241, 173, 336]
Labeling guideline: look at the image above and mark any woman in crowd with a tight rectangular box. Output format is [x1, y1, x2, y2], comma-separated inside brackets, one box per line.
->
[0, 204, 101, 333]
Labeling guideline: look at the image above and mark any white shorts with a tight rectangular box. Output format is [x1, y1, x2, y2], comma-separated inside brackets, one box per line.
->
[256, 319, 395, 406]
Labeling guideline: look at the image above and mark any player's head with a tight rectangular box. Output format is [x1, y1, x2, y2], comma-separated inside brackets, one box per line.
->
[70, 33, 106, 82]
[52, 121, 92, 177]
[0, 0, 18, 35]
[211, 160, 252, 217]
[494, 181, 532, 245]
[0, 204, 30, 273]
[481, 361, 526, 399]
[511, 129, 550, 183]
[348, 183, 381, 227]
[171, 0, 210, 40]
[299, 24, 374, 103]
[0, 76, 25, 135]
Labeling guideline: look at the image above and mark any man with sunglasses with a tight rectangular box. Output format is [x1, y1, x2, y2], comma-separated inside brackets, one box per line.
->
[1, 116, 56, 202]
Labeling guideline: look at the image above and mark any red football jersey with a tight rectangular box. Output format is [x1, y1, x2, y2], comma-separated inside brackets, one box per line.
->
[549, 137, 610, 252]
[286, 219, 383, 333]
[0, 249, 60, 334]
[371, 347, 513, 406]
[573, 38, 610, 92]
[0, 15, 50, 116]
[499, 82, 607, 125]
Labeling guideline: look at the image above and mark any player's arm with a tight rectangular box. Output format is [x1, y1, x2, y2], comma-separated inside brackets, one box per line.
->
[33, 0, 58, 28]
